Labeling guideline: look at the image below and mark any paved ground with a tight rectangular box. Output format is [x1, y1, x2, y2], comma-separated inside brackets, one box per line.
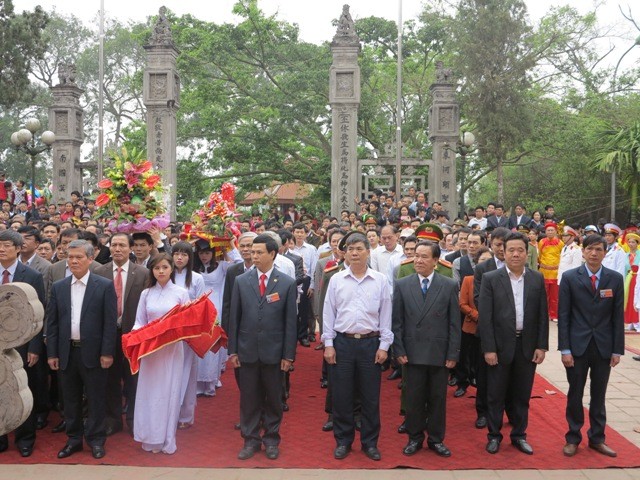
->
[2, 324, 640, 480]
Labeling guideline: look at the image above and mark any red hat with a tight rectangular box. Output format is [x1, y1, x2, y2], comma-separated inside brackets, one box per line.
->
[544, 221, 557, 230]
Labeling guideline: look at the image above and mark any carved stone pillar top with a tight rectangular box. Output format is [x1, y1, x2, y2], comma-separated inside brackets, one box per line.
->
[434, 60, 454, 85]
[332, 5, 360, 47]
[149, 6, 175, 48]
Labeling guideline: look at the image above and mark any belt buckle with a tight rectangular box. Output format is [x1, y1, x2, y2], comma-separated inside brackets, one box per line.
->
[354, 333, 361, 339]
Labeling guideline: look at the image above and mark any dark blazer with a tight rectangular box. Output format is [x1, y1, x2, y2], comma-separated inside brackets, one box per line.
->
[228, 267, 298, 365]
[444, 250, 461, 263]
[486, 215, 509, 229]
[46, 273, 118, 371]
[473, 257, 498, 309]
[93, 261, 150, 333]
[508, 214, 531, 230]
[45, 259, 100, 303]
[284, 251, 305, 286]
[478, 268, 549, 364]
[221, 262, 248, 334]
[13, 262, 46, 358]
[392, 273, 461, 365]
[558, 265, 625, 358]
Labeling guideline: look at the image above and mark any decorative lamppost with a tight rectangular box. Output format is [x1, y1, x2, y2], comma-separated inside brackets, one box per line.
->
[11, 118, 55, 213]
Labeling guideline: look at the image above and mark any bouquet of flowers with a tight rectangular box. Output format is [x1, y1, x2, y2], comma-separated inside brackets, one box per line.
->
[94, 147, 169, 233]
[181, 183, 241, 254]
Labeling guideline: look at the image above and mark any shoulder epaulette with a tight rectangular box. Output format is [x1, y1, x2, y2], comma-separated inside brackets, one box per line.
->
[401, 258, 414, 265]
[324, 264, 340, 273]
[438, 258, 452, 268]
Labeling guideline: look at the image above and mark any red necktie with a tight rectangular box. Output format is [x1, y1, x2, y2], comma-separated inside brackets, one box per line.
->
[260, 273, 267, 296]
[591, 274, 597, 293]
[114, 267, 123, 318]
[2, 270, 10, 284]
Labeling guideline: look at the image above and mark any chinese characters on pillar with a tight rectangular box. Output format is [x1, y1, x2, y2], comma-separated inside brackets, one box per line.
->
[339, 107, 350, 210]
[154, 115, 164, 170]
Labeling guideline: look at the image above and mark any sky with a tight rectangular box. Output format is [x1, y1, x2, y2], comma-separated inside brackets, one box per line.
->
[11, 0, 637, 46]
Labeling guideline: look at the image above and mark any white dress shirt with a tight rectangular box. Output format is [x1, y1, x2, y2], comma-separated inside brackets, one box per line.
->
[506, 267, 525, 331]
[70, 271, 91, 340]
[291, 242, 319, 289]
[274, 254, 296, 280]
[370, 244, 403, 282]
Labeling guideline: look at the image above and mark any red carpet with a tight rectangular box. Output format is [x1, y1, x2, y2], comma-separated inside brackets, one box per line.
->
[1, 343, 639, 470]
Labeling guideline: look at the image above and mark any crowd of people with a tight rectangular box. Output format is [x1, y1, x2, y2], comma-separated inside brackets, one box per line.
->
[0, 184, 634, 464]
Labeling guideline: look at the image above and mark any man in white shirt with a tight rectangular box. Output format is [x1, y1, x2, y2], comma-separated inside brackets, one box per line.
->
[601, 223, 626, 278]
[468, 206, 487, 230]
[292, 222, 319, 347]
[370, 225, 403, 288]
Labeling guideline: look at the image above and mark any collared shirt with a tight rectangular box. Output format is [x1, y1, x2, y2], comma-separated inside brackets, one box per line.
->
[274, 254, 296, 280]
[1, 260, 19, 282]
[322, 266, 393, 351]
[70, 271, 91, 340]
[137, 255, 151, 267]
[603, 244, 626, 278]
[417, 271, 435, 291]
[19, 252, 38, 267]
[506, 266, 525, 331]
[370, 244, 404, 283]
[256, 266, 275, 288]
[495, 258, 505, 270]
[291, 242, 319, 289]
[468, 217, 487, 230]
[452, 253, 476, 285]
[113, 260, 130, 300]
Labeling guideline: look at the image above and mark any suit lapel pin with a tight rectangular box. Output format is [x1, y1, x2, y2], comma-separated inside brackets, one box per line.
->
[273, 278, 278, 283]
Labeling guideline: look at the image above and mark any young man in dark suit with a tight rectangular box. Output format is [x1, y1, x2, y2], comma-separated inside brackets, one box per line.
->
[558, 234, 624, 458]
[392, 240, 460, 458]
[46, 240, 118, 460]
[0, 229, 46, 457]
[94, 233, 149, 436]
[479, 231, 549, 456]
[227, 234, 298, 461]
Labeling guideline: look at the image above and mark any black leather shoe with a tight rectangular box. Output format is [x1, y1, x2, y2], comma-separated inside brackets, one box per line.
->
[52, 420, 66, 433]
[355, 419, 361, 431]
[397, 381, 403, 390]
[58, 443, 83, 459]
[387, 369, 402, 380]
[314, 343, 324, 350]
[486, 439, 500, 454]
[512, 439, 533, 455]
[282, 402, 289, 412]
[105, 424, 122, 436]
[320, 378, 328, 388]
[265, 445, 279, 460]
[300, 338, 310, 347]
[334, 444, 351, 459]
[428, 442, 451, 457]
[322, 416, 334, 431]
[453, 387, 467, 398]
[36, 417, 48, 430]
[91, 445, 106, 459]
[308, 334, 316, 342]
[234, 423, 241, 430]
[448, 377, 458, 387]
[397, 421, 407, 434]
[363, 446, 381, 461]
[19, 446, 33, 458]
[633, 355, 640, 361]
[475, 416, 487, 429]
[237, 445, 260, 460]
[402, 440, 422, 456]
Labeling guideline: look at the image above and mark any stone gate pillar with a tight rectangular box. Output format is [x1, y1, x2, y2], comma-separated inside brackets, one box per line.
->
[49, 63, 84, 204]
[428, 62, 460, 217]
[143, 6, 180, 220]
[329, 5, 361, 216]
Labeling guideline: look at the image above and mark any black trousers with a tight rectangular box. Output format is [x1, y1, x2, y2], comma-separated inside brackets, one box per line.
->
[329, 334, 381, 449]
[457, 331, 479, 390]
[105, 331, 137, 430]
[297, 276, 312, 340]
[486, 337, 536, 442]
[565, 338, 611, 445]
[0, 361, 38, 451]
[405, 364, 448, 445]
[475, 345, 488, 418]
[238, 361, 283, 448]
[61, 346, 108, 447]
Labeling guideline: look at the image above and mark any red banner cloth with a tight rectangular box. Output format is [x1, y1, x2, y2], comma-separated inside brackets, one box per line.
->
[122, 293, 223, 374]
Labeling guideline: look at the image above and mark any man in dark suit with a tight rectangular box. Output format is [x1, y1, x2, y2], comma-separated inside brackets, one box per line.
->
[94, 233, 149, 436]
[0, 229, 46, 457]
[479, 231, 549, 455]
[558, 234, 624, 458]
[227, 234, 298, 461]
[392, 240, 460, 458]
[486, 204, 509, 229]
[507, 204, 531, 230]
[46, 240, 118, 460]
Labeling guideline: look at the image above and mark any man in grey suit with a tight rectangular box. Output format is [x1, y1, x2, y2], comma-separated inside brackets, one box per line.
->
[392, 240, 461, 458]
[94, 233, 149, 436]
[227, 234, 298, 461]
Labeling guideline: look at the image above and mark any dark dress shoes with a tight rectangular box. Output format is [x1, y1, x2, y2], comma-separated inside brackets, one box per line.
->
[234, 423, 241, 430]
[334, 444, 351, 460]
[265, 445, 279, 460]
[397, 421, 407, 434]
[300, 338, 310, 347]
[402, 440, 422, 456]
[58, 443, 83, 459]
[563, 443, 578, 457]
[19, 446, 33, 458]
[314, 343, 324, 350]
[355, 418, 362, 431]
[237, 445, 260, 460]
[52, 420, 66, 433]
[512, 439, 533, 455]
[387, 369, 402, 380]
[308, 334, 316, 342]
[322, 416, 334, 432]
[320, 378, 328, 389]
[453, 387, 467, 398]
[589, 442, 617, 457]
[105, 424, 122, 436]
[632, 355, 640, 361]
[475, 416, 487, 429]
[428, 442, 451, 457]
[448, 377, 458, 387]
[36, 417, 48, 430]
[486, 439, 500, 454]
[282, 402, 289, 412]
[92, 445, 106, 459]
[363, 446, 381, 461]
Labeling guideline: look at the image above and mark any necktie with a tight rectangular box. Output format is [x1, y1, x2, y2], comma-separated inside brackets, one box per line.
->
[591, 274, 597, 293]
[421, 277, 429, 298]
[114, 267, 123, 318]
[260, 273, 267, 296]
[2, 270, 10, 284]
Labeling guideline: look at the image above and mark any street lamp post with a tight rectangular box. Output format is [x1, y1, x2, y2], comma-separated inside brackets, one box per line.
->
[11, 118, 55, 214]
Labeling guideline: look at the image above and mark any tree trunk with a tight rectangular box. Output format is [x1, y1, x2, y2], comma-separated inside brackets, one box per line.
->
[631, 178, 638, 224]
[496, 156, 504, 204]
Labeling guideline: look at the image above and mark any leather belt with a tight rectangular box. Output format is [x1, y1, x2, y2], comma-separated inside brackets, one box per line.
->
[515, 330, 522, 338]
[70, 340, 82, 347]
[340, 331, 380, 339]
